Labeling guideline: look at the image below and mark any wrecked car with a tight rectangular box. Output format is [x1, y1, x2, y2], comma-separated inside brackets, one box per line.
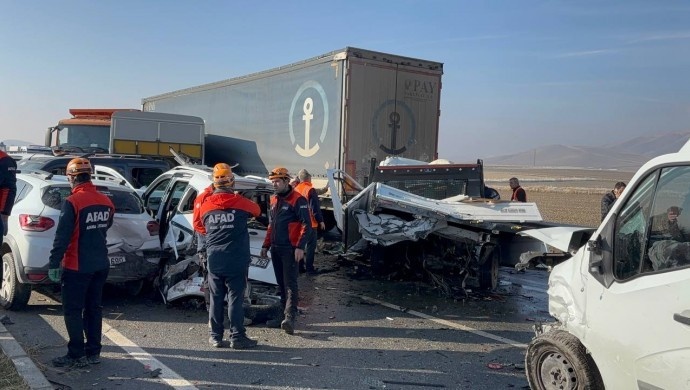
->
[1, 171, 160, 310]
[519, 144, 690, 389]
[327, 157, 551, 293]
[141, 163, 278, 305]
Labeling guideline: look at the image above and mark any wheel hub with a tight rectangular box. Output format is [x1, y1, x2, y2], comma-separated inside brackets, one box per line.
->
[540, 352, 576, 389]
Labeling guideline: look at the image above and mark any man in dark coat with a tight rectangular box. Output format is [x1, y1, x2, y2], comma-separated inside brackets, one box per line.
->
[601, 182, 626, 221]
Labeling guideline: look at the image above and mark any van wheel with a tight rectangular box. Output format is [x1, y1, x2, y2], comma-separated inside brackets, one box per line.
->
[0, 253, 32, 311]
[478, 246, 499, 290]
[525, 330, 604, 390]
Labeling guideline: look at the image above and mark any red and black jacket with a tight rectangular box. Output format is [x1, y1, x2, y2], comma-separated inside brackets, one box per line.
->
[49, 182, 115, 272]
[263, 186, 312, 250]
[198, 190, 261, 275]
[0, 150, 17, 216]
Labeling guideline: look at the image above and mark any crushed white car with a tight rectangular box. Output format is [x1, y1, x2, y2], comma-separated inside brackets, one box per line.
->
[1, 171, 160, 310]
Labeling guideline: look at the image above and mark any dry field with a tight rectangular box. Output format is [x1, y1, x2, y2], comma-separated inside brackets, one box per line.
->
[485, 166, 636, 228]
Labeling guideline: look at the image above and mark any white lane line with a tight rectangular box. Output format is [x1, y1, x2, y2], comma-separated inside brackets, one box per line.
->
[345, 292, 528, 349]
[102, 322, 198, 390]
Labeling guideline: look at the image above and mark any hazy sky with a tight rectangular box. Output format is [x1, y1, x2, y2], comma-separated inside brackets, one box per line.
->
[1, 1, 689, 161]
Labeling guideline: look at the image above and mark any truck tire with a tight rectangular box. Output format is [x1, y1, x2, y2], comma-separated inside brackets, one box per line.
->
[525, 330, 604, 390]
[0, 253, 32, 311]
[478, 246, 499, 290]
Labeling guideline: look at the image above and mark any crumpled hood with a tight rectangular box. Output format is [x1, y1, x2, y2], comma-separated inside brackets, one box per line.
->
[518, 226, 596, 254]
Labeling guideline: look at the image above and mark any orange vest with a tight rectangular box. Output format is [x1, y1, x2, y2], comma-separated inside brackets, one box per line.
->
[294, 181, 318, 228]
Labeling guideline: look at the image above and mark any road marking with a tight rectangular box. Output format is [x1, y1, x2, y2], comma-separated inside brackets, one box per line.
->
[345, 292, 528, 349]
[102, 322, 198, 390]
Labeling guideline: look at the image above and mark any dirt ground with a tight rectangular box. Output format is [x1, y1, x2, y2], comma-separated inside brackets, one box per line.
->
[484, 166, 636, 228]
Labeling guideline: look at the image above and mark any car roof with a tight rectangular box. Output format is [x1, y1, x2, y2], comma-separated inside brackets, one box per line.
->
[17, 171, 138, 192]
[159, 165, 273, 191]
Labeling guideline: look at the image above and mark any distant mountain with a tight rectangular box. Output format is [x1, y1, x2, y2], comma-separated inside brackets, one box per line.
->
[1, 139, 33, 146]
[484, 131, 690, 171]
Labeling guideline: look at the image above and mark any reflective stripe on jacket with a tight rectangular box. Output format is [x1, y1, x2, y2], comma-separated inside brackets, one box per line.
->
[262, 187, 312, 249]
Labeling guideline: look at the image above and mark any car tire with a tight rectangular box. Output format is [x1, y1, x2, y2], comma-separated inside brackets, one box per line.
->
[478, 246, 499, 291]
[123, 279, 145, 297]
[0, 252, 32, 311]
[525, 330, 604, 390]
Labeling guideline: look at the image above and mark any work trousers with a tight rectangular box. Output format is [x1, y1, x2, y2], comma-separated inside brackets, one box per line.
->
[61, 268, 109, 358]
[270, 246, 299, 318]
[303, 229, 317, 272]
[207, 270, 247, 341]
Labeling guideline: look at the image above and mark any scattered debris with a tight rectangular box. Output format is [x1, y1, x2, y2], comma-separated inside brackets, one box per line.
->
[0, 314, 14, 325]
[487, 362, 503, 370]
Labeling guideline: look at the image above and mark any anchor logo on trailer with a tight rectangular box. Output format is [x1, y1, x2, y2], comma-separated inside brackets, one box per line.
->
[372, 100, 416, 155]
[289, 81, 329, 157]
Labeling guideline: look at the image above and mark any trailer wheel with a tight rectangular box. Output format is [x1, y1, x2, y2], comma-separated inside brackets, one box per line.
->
[525, 331, 604, 390]
[478, 246, 499, 290]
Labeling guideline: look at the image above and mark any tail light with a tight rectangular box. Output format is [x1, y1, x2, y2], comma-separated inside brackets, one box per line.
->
[146, 221, 160, 236]
[19, 214, 55, 232]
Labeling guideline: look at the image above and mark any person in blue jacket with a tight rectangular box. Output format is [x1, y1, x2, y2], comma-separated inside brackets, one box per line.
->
[195, 163, 261, 349]
[48, 158, 114, 368]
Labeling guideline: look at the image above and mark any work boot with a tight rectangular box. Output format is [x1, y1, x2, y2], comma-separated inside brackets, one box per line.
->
[281, 316, 295, 335]
[52, 354, 87, 368]
[230, 335, 258, 350]
[86, 354, 101, 365]
[265, 312, 285, 328]
[209, 337, 229, 348]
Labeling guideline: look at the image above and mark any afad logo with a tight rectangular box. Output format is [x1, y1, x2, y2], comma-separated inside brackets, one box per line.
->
[372, 100, 416, 155]
[289, 81, 329, 157]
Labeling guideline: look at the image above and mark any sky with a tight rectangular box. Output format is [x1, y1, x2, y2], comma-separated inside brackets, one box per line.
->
[1, 0, 689, 161]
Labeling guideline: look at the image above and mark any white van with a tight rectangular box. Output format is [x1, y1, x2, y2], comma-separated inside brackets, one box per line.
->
[521, 141, 690, 389]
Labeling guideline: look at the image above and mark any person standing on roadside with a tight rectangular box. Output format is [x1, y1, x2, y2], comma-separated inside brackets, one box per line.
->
[601, 181, 626, 221]
[49, 158, 114, 368]
[294, 169, 325, 275]
[194, 163, 260, 349]
[509, 177, 527, 202]
[260, 167, 312, 334]
[0, 148, 17, 242]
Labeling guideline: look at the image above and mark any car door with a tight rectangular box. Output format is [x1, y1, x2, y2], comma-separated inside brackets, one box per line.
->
[584, 166, 690, 389]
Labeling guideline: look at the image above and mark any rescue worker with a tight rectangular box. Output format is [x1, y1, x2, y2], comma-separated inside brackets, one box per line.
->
[260, 167, 312, 334]
[294, 169, 325, 274]
[194, 163, 260, 349]
[509, 177, 527, 202]
[48, 158, 115, 367]
[0, 148, 17, 240]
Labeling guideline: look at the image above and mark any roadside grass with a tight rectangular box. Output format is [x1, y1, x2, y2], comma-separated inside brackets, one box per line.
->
[0, 351, 30, 390]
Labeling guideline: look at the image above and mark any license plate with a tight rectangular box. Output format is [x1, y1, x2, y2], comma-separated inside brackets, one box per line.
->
[250, 256, 270, 269]
[109, 256, 126, 266]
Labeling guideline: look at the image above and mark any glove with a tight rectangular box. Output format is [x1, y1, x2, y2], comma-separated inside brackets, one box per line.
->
[48, 268, 62, 283]
[1, 214, 8, 236]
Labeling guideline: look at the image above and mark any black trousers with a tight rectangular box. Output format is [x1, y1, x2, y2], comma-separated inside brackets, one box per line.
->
[61, 268, 109, 358]
[207, 270, 247, 341]
[270, 246, 299, 318]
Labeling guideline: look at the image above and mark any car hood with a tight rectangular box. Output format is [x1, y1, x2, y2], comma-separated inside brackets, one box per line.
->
[518, 225, 596, 254]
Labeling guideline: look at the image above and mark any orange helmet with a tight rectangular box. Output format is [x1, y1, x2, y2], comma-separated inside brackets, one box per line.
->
[268, 167, 291, 180]
[212, 163, 234, 188]
[66, 158, 92, 176]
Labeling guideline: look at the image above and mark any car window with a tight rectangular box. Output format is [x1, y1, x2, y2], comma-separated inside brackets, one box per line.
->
[41, 185, 144, 214]
[169, 181, 189, 210]
[132, 167, 164, 188]
[144, 178, 170, 214]
[614, 166, 690, 280]
[179, 188, 197, 213]
[14, 179, 32, 203]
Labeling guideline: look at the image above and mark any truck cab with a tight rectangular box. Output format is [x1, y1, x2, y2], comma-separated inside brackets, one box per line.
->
[45, 109, 205, 162]
[523, 142, 690, 389]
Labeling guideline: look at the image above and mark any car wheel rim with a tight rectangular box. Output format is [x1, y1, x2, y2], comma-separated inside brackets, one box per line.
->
[538, 350, 578, 390]
[1, 260, 11, 300]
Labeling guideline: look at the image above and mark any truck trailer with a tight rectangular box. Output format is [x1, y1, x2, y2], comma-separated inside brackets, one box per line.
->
[44, 109, 206, 162]
[141, 47, 443, 188]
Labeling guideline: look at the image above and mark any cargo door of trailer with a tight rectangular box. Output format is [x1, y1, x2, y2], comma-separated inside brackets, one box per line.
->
[345, 56, 441, 185]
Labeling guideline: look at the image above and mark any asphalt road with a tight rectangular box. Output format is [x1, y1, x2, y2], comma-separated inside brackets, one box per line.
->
[1, 255, 551, 390]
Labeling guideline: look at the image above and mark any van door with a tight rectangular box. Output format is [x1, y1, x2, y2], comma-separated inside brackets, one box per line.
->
[584, 166, 690, 389]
